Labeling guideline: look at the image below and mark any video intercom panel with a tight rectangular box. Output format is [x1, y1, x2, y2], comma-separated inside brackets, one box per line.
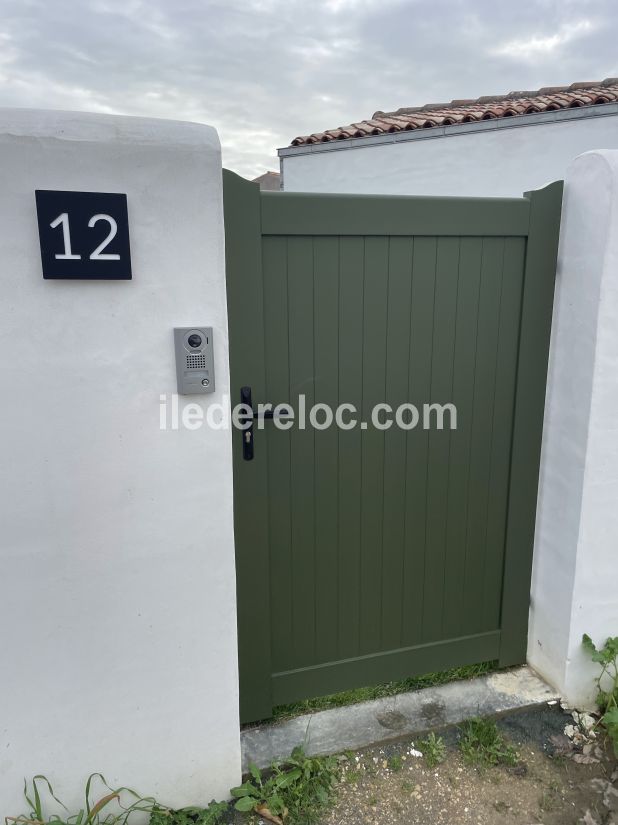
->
[174, 327, 215, 395]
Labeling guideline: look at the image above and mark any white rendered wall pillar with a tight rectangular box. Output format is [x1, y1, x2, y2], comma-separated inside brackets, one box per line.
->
[0, 110, 240, 811]
[529, 149, 618, 708]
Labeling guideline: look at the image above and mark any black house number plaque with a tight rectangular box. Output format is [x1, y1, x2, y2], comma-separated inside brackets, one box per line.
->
[35, 190, 132, 279]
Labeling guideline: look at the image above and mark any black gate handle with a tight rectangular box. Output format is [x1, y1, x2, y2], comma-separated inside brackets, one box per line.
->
[240, 386, 255, 461]
[240, 386, 291, 461]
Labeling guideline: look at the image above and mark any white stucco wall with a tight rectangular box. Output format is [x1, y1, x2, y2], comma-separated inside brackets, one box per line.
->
[0, 110, 240, 813]
[282, 111, 618, 197]
[528, 149, 618, 708]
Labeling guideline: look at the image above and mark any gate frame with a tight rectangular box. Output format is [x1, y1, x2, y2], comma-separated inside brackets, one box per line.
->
[498, 182, 563, 666]
[224, 172, 273, 723]
[223, 171, 563, 723]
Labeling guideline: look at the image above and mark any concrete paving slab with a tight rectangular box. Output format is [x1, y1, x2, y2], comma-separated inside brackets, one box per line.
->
[240, 666, 559, 771]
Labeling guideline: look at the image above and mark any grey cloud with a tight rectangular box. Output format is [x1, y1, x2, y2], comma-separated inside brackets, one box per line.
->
[0, 0, 616, 177]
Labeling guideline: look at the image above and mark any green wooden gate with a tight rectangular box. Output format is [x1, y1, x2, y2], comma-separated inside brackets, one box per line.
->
[223, 172, 562, 724]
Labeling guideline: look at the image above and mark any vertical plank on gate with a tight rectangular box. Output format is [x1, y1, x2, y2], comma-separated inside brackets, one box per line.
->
[287, 237, 317, 669]
[499, 181, 563, 666]
[461, 238, 504, 636]
[313, 236, 340, 665]
[359, 237, 390, 655]
[263, 237, 293, 672]
[441, 238, 482, 640]
[223, 171, 273, 723]
[381, 237, 414, 651]
[482, 238, 526, 629]
[400, 238, 436, 648]
[337, 237, 364, 658]
[422, 237, 459, 643]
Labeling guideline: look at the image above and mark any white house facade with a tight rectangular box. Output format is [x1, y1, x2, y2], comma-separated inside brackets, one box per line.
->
[279, 79, 618, 198]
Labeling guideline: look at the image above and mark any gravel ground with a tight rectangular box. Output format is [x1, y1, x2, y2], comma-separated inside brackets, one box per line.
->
[322, 705, 618, 825]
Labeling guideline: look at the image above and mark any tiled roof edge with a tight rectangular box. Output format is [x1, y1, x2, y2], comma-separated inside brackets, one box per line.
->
[290, 78, 618, 147]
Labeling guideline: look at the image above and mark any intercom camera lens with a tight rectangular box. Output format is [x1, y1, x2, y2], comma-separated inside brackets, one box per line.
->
[187, 334, 203, 348]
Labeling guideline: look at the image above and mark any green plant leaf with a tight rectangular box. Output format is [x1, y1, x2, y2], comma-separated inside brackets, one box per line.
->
[582, 634, 608, 664]
[582, 633, 597, 654]
[233, 797, 257, 812]
[22, 775, 68, 820]
[10, 774, 163, 825]
[230, 782, 258, 798]
[273, 769, 302, 788]
[265, 794, 285, 814]
[290, 746, 305, 761]
[583, 627, 618, 735]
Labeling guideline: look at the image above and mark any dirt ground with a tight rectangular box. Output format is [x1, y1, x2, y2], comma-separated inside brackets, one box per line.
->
[322, 706, 618, 825]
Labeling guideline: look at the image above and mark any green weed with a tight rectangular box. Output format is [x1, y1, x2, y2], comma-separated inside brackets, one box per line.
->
[418, 732, 446, 768]
[458, 718, 518, 769]
[149, 802, 229, 825]
[582, 633, 618, 756]
[537, 779, 562, 814]
[344, 769, 361, 784]
[230, 746, 339, 825]
[387, 755, 403, 772]
[6, 774, 161, 825]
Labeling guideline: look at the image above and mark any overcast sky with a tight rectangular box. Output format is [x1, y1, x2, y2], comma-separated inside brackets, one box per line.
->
[0, 0, 616, 178]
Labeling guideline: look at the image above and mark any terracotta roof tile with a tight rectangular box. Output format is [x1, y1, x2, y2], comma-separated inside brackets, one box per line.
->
[290, 79, 618, 146]
[252, 170, 281, 190]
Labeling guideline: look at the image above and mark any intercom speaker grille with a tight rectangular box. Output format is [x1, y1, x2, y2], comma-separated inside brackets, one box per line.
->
[186, 354, 206, 369]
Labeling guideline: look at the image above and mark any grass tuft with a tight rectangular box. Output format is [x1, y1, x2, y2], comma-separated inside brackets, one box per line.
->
[387, 755, 403, 772]
[418, 732, 447, 768]
[6, 774, 163, 825]
[269, 661, 499, 723]
[458, 717, 518, 769]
